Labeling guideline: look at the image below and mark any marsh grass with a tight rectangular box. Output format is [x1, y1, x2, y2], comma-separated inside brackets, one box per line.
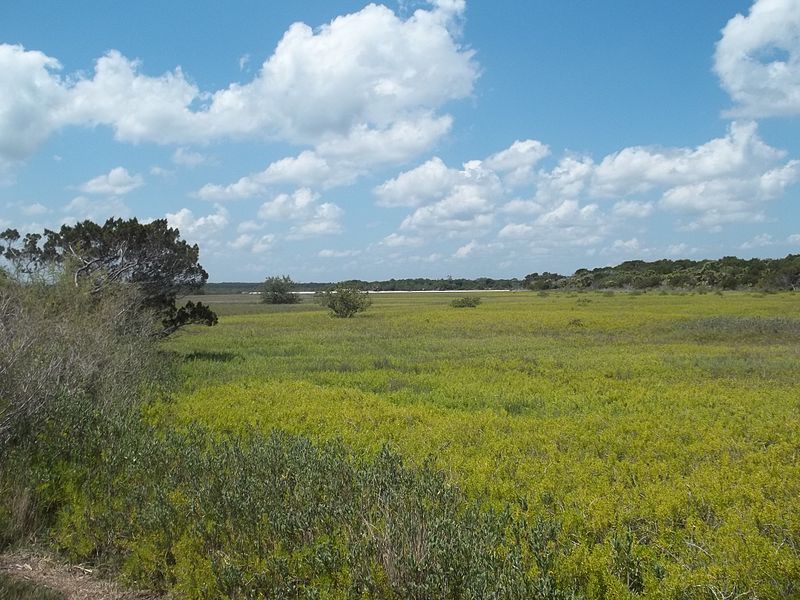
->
[158, 290, 800, 597]
[0, 573, 65, 600]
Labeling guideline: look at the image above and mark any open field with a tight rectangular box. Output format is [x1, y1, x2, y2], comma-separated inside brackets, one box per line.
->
[160, 291, 800, 596]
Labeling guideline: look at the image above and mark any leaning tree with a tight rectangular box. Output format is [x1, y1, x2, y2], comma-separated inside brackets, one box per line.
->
[0, 218, 217, 336]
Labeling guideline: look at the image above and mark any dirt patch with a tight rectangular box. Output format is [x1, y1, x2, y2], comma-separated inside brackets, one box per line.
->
[0, 553, 161, 600]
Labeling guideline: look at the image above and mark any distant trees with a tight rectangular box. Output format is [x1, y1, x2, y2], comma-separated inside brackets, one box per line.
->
[0, 218, 217, 336]
[523, 255, 800, 292]
[262, 275, 300, 304]
[316, 284, 372, 318]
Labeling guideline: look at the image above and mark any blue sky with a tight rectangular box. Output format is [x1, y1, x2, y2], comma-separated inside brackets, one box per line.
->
[1, 0, 799, 281]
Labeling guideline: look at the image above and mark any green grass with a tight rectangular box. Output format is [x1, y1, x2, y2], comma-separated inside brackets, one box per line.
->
[162, 291, 800, 597]
[0, 573, 64, 600]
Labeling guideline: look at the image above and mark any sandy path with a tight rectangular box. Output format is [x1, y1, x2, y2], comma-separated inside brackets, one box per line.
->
[0, 553, 161, 600]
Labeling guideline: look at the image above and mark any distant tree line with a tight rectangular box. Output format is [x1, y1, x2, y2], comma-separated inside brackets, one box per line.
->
[205, 277, 523, 294]
[524, 255, 800, 291]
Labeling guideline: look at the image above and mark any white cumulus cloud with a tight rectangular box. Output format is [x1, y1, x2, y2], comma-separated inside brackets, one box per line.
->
[258, 188, 319, 221]
[0, 1, 477, 177]
[166, 204, 229, 243]
[79, 166, 144, 196]
[715, 0, 800, 117]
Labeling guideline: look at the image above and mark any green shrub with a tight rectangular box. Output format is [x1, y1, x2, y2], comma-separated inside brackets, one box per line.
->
[262, 275, 300, 304]
[450, 296, 481, 308]
[316, 285, 372, 318]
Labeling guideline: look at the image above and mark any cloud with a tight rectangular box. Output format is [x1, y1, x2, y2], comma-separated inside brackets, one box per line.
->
[453, 239, 479, 258]
[197, 151, 352, 200]
[375, 138, 549, 210]
[258, 188, 319, 220]
[659, 159, 800, 227]
[715, 0, 800, 117]
[318, 248, 361, 258]
[287, 202, 344, 239]
[612, 200, 654, 219]
[239, 188, 344, 240]
[20, 202, 49, 216]
[251, 234, 276, 253]
[315, 113, 453, 166]
[237, 220, 263, 233]
[379, 146, 516, 237]
[498, 223, 535, 239]
[591, 121, 783, 197]
[740, 233, 775, 249]
[376, 120, 799, 262]
[399, 176, 497, 234]
[172, 147, 211, 167]
[228, 232, 275, 253]
[229, 234, 254, 250]
[788, 233, 800, 244]
[79, 166, 143, 196]
[166, 204, 229, 242]
[609, 238, 641, 252]
[484, 139, 550, 187]
[0, 2, 477, 174]
[0, 45, 67, 175]
[150, 166, 173, 177]
[381, 233, 424, 247]
[666, 243, 693, 256]
[63, 195, 130, 222]
[375, 156, 461, 207]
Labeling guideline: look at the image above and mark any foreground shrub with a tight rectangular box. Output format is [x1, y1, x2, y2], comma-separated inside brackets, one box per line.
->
[0, 273, 163, 450]
[450, 296, 482, 308]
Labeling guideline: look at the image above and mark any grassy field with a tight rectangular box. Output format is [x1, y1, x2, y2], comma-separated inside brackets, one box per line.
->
[162, 291, 800, 597]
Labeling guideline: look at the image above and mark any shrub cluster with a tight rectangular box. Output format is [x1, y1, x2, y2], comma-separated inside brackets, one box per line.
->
[450, 296, 482, 308]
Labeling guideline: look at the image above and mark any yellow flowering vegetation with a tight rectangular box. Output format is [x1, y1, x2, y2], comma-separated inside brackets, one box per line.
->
[159, 291, 800, 598]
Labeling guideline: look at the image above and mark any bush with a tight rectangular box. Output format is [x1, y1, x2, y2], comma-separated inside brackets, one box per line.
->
[316, 285, 371, 318]
[450, 296, 481, 308]
[262, 275, 300, 304]
[0, 273, 163, 450]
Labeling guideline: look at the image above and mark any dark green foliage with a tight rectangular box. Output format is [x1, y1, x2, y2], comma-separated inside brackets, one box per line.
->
[523, 254, 800, 291]
[316, 285, 372, 318]
[262, 275, 300, 304]
[450, 296, 482, 308]
[1, 219, 217, 336]
[674, 315, 800, 343]
[610, 529, 644, 594]
[3, 405, 581, 599]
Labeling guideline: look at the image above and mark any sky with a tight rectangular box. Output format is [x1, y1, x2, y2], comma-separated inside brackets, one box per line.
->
[1, 0, 799, 282]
